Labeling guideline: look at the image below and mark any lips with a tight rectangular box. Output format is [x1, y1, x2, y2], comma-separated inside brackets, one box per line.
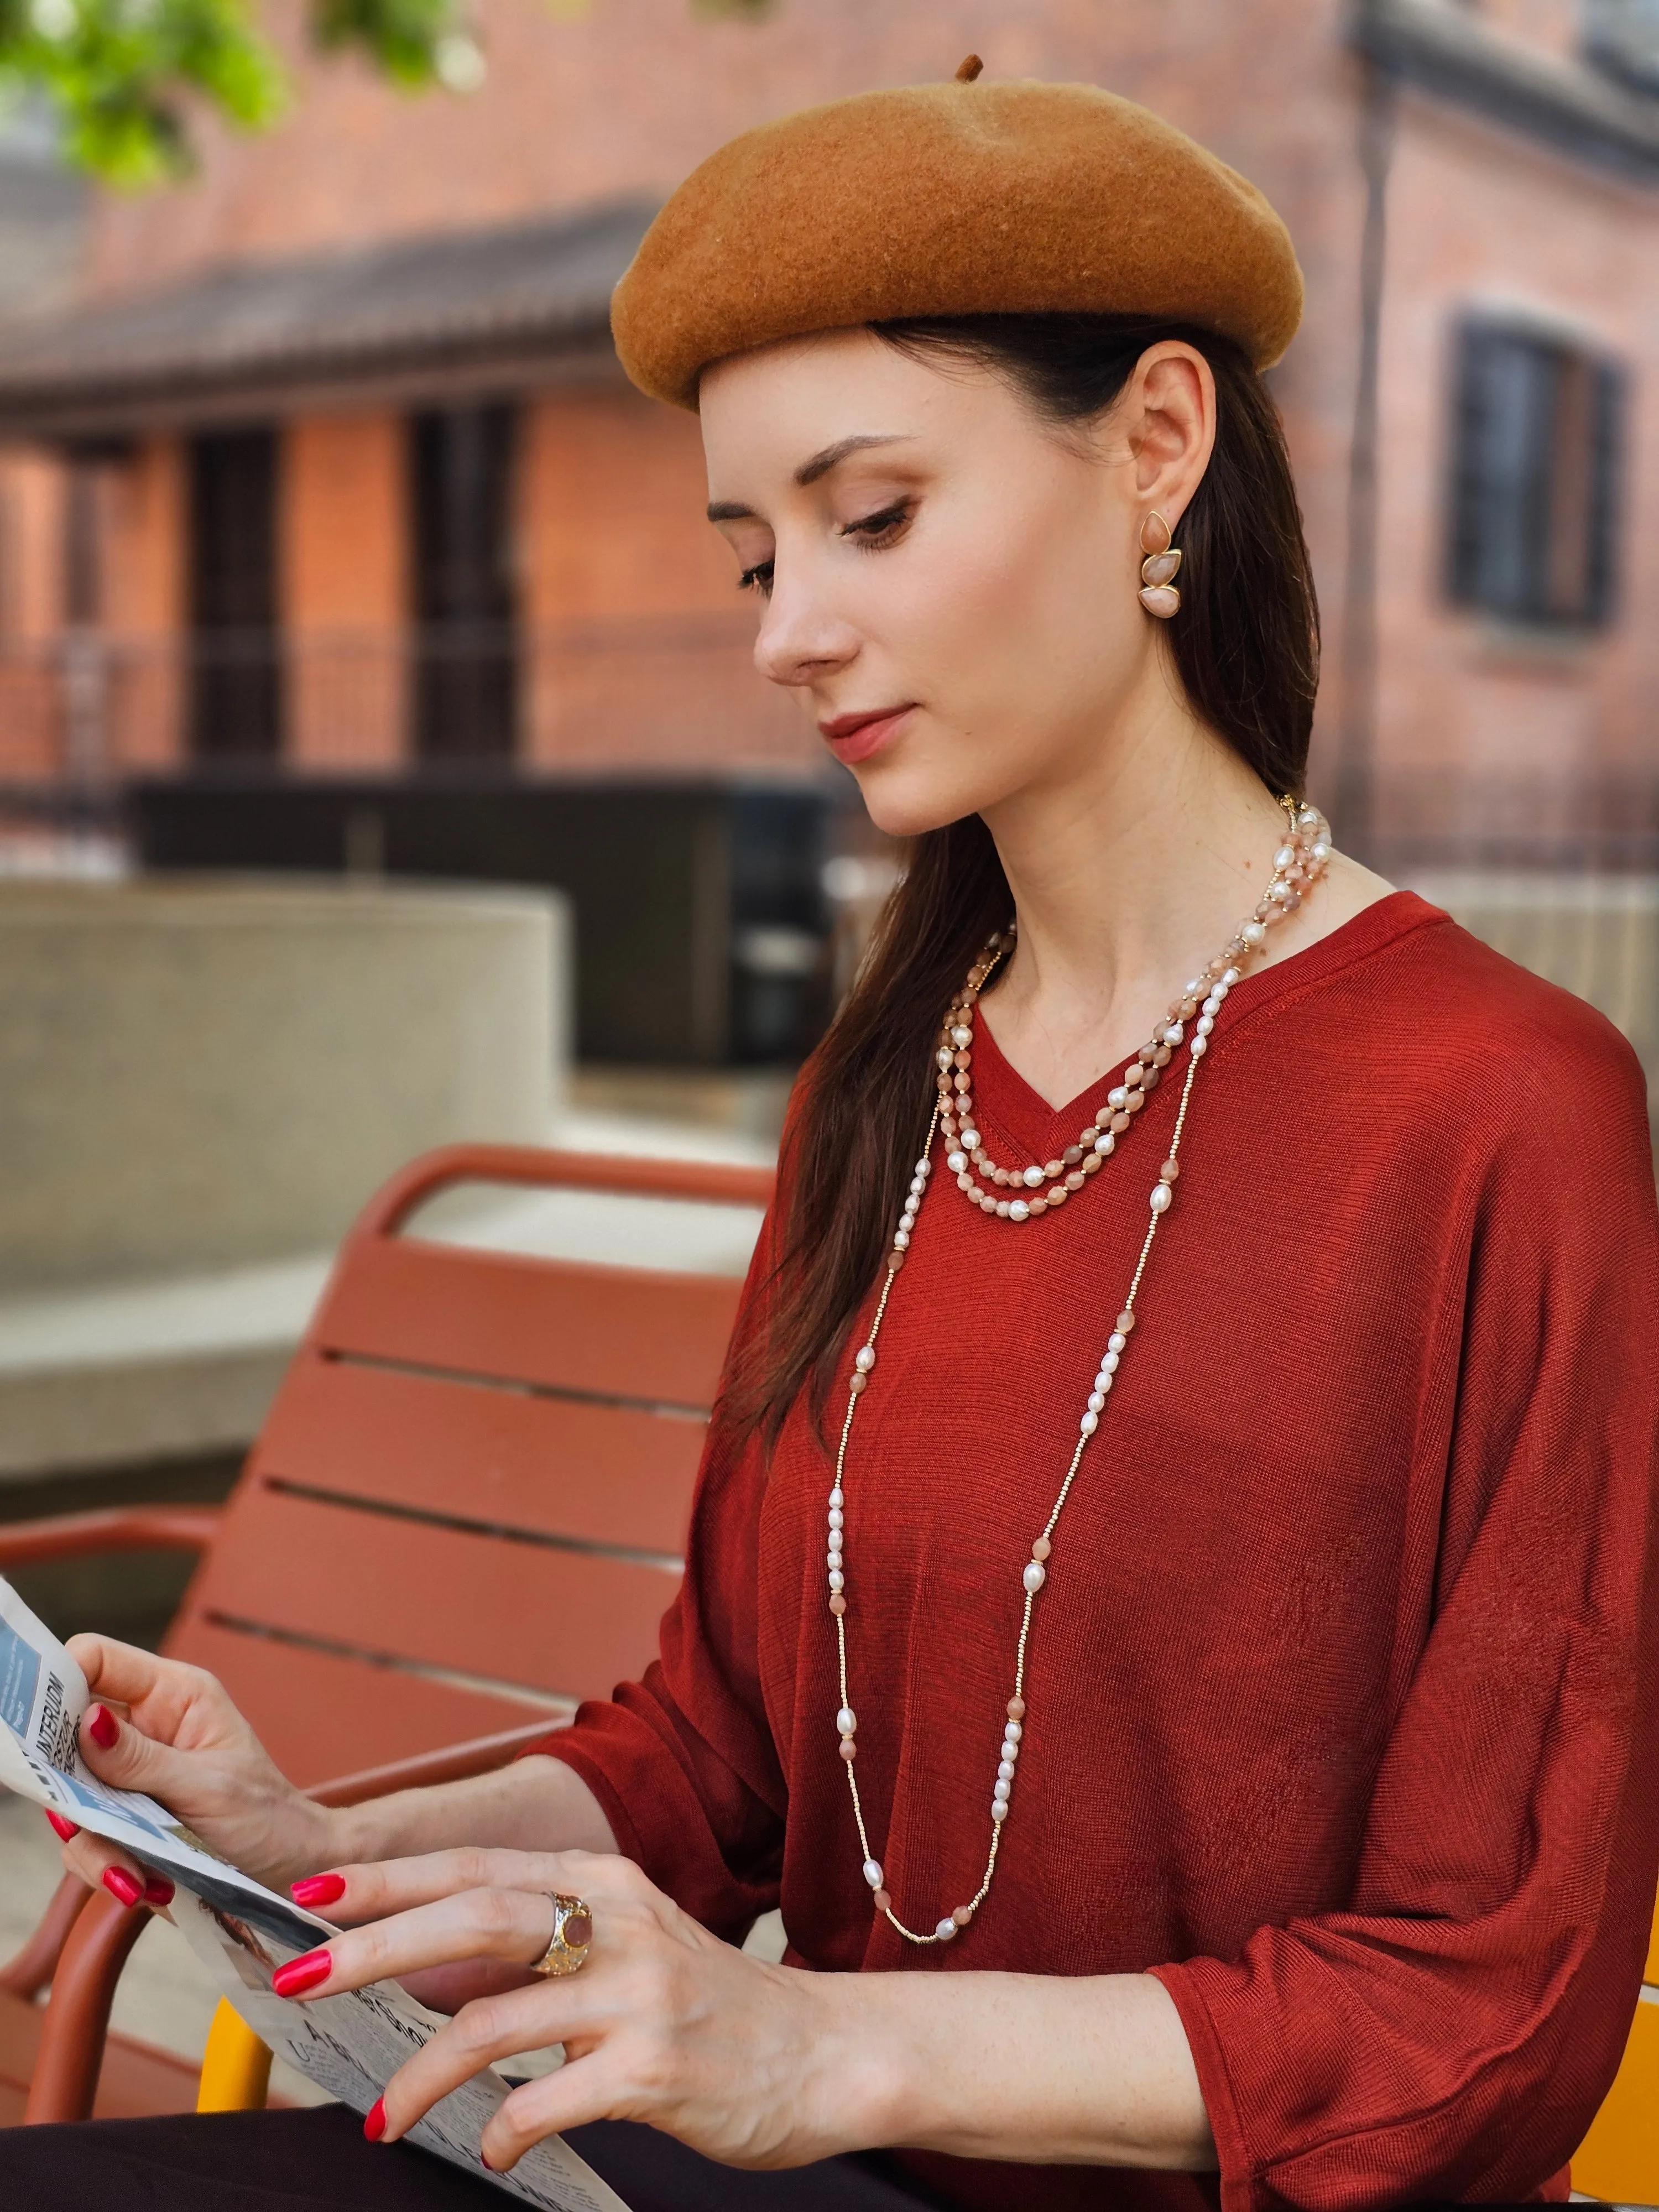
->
[818, 706, 914, 765]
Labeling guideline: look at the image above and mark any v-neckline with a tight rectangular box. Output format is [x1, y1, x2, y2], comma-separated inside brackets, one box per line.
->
[969, 889, 1435, 1157]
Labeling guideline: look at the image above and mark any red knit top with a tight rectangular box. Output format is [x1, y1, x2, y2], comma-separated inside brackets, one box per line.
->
[536, 893, 1659, 2212]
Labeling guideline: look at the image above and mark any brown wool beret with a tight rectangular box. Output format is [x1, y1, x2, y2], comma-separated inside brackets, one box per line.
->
[612, 71, 1304, 409]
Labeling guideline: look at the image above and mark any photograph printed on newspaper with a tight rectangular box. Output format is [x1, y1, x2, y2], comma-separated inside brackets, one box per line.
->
[0, 1574, 629, 2212]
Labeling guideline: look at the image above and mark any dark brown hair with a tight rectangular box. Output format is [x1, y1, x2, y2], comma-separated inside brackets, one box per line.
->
[727, 312, 1320, 1447]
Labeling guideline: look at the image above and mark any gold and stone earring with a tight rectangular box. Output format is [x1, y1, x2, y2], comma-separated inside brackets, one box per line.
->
[1138, 512, 1183, 618]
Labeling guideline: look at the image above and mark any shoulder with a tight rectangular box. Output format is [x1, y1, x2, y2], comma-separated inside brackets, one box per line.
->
[1258, 890, 1653, 1171]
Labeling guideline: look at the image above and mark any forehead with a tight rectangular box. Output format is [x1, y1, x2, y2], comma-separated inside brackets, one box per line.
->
[698, 328, 1016, 491]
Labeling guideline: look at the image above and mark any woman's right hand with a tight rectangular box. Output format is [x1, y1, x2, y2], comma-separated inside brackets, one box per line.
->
[51, 1634, 341, 1906]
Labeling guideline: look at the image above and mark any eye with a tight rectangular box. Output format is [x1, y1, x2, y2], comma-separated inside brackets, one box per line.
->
[737, 560, 775, 597]
[839, 499, 912, 548]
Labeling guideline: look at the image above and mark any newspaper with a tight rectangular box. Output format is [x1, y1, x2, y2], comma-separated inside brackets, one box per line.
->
[0, 1575, 629, 2212]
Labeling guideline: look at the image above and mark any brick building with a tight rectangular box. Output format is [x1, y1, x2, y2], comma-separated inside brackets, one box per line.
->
[0, 0, 1653, 865]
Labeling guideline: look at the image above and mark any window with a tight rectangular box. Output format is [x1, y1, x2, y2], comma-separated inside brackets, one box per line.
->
[187, 426, 281, 759]
[1582, 0, 1659, 93]
[1447, 320, 1625, 628]
[409, 403, 518, 763]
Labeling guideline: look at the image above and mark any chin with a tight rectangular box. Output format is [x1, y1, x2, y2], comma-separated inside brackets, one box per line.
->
[849, 742, 1009, 843]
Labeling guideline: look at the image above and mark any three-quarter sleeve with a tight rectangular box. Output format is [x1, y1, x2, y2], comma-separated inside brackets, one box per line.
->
[1151, 1031, 1659, 2209]
[524, 1202, 790, 1943]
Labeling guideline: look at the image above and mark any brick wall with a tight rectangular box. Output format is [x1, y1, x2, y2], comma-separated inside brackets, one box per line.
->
[283, 413, 407, 769]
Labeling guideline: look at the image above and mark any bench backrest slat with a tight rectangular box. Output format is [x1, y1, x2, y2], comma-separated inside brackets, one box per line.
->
[165, 1145, 771, 1788]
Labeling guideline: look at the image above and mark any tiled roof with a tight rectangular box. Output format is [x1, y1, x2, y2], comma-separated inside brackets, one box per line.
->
[0, 196, 655, 439]
[1353, 0, 1659, 180]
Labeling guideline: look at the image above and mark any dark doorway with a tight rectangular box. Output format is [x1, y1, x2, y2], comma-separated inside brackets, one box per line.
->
[409, 404, 519, 762]
[187, 427, 281, 760]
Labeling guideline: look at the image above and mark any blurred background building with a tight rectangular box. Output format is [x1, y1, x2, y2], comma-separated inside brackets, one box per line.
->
[0, 0, 1653, 1056]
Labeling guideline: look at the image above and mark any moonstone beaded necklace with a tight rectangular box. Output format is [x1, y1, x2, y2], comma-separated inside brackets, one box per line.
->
[935, 805, 1334, 1223]
[827, 802, 1331, 1947]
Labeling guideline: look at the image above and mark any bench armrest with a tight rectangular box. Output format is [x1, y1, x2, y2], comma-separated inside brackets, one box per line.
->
[0, 1507, 223, 1572]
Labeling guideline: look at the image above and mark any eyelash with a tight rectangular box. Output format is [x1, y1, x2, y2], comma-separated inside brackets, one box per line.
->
[737, 500, 914, 596]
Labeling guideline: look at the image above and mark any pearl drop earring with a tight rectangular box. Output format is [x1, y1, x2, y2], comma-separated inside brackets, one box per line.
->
[1138, 511, 1183, 618]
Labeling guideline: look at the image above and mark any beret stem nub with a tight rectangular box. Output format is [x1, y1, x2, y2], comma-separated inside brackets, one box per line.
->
[954, 55, 984, 82]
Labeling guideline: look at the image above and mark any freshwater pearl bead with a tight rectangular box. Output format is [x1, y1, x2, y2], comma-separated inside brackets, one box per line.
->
[893, 1228, 910, 1248]
[947, 1151, 967, 1173]
[1094, 1132, 1115, 1154]
[863, 1859, 884, 1888]
[1009, 1200, 1029, 1221]
[854, 1345, 876, 1373]
[1149, 1185, 1172, 1213]
[951, 1026, 971, 1047]
[830, 1487, 843, 1507]
[960, 1127, 979, 1150]
[1196, 1014, 1214, 1036]
[1088, 1391, 1105, 1412]
[936, 1918, 958, 1940]
[991, 1800, 1009, 1822]
[1163, 1024, 1184, 1046]
[828, 1569, 844, 1592]
[1189, 1036, 1207, 1058]
[1024, 1559, 1047, 1591]
[1109, 1332, 1126, 1353]
[1021, 1164, 1044, 1187]
[1103, 1348, 1120, 1370]
[1079, 1410, 1099, 1435]
[1243, 921, 1267, 947]
[828, 1506, 843, 1530]
[1004, 1719, 1022, 1743]
[993, 1778, 1011, 1803]
[998, 1759, 1015, 1782]
[838, 1708, 857, 1735]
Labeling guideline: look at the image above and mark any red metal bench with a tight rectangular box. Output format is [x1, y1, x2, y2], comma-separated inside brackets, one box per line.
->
[0, 1142, 771, 2127]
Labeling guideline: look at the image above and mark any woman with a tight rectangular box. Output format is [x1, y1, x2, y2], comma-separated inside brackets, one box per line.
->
[13, 67, 1659, 2212]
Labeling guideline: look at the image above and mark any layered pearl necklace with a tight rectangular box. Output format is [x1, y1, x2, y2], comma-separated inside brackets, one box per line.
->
[827, 802, 1331, 1947]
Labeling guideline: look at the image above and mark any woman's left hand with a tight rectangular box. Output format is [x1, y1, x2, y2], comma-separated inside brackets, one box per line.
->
[273, 1849, 879, 2174]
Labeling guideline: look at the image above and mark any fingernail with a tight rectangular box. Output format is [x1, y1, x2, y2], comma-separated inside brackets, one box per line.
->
[479, 2150, 495, 2172]
[272, 1949, 332, 1999]
[143, 1876, 175, 1907]
[103, 1867, 142, 1909]
[45, 1811, 80, 1842]
[291, 1872, 347, 1908]
[87, 1704, 119, 1751]
[363, 2098, 386, 2143]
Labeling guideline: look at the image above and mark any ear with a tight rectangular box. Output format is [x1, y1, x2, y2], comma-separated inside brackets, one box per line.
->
[1121, 343, 1217, 531]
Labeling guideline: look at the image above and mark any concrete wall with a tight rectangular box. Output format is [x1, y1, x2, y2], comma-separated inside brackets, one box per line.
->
[0, 876, 567, 1291]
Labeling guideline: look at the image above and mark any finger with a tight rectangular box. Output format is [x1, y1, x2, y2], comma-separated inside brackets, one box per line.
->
[270, 1888, 566, 2003]
[69, 1639, 228, 1750]
[66, 1636, 170, 1712]
[377, 1978, 599, 2146]
[58, 1827, 171, 1910]
[76, 1696, 216, 1810]
[304, 1847, 634, 1928]
[484, 2054, 627, 2175]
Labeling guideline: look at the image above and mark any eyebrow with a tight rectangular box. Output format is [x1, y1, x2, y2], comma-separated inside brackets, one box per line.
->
[706, 434, 915, 523]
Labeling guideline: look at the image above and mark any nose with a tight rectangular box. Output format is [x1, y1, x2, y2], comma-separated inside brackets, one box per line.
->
[753, 565, 860, 691]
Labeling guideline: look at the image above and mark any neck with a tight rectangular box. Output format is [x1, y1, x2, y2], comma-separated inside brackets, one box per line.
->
[976, 678, 1307, 1109]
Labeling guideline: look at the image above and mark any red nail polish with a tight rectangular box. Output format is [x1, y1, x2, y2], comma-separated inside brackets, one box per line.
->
[103, 1867, 142, 1909]
[291, 1872, 347, 1908]
[479, 2151, 495, 2172]
[272, 1949, 332, 1999]
[144, 1877, 175, 1907]
[45, 1811, 80, 1842]
[363, 2098, 386, 2143]
[87, 1704, 119, 1751]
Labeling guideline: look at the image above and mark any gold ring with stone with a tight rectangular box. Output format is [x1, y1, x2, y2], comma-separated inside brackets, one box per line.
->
[531, 1893, 593, 1977]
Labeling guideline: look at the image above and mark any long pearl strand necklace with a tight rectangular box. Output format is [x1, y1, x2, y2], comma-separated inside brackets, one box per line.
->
[827, 803, 1331, 1947]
